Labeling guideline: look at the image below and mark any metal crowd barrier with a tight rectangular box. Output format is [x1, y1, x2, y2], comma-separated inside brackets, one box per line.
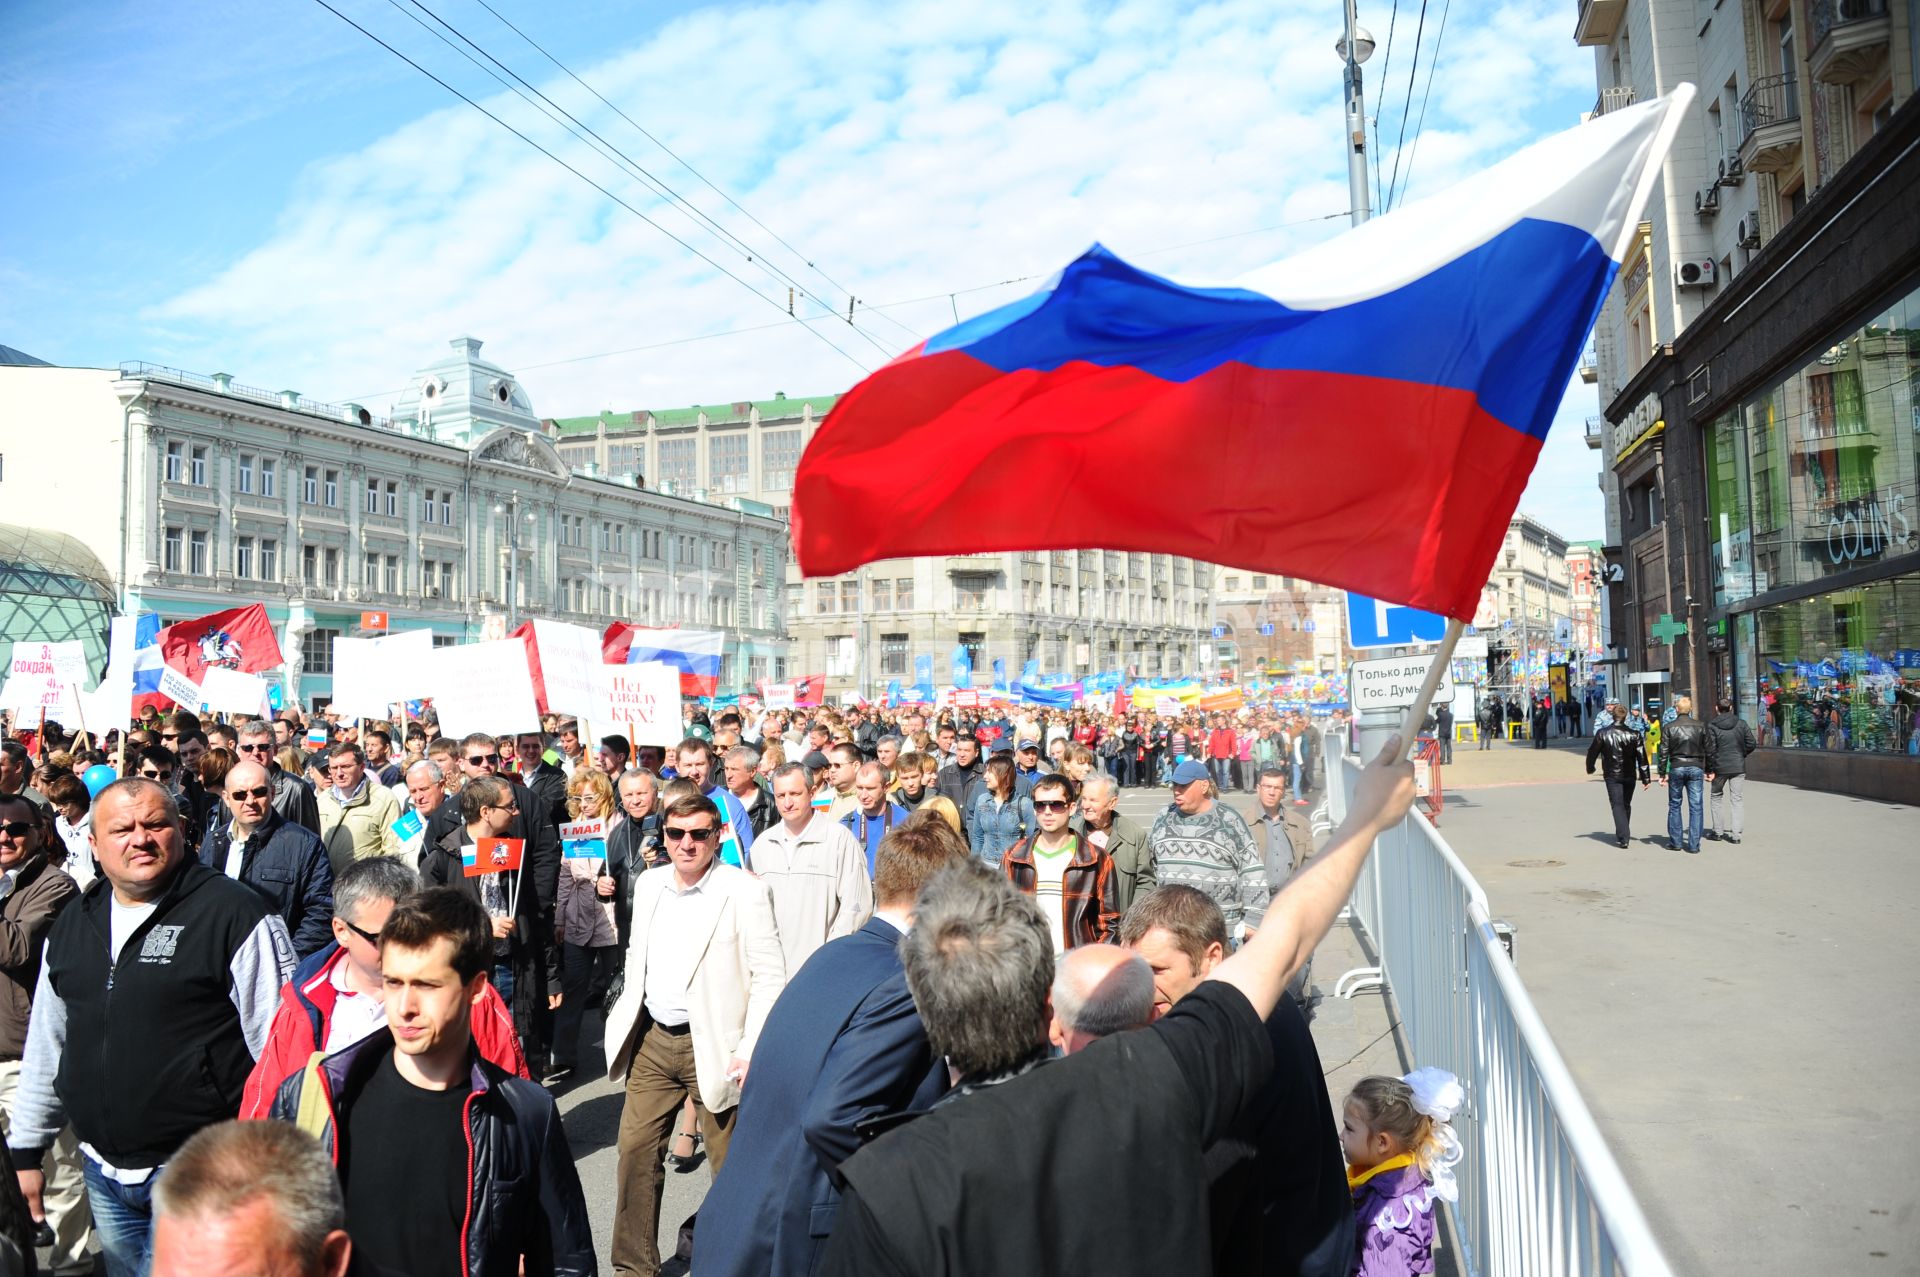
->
[1326, 751, 1674, 1277]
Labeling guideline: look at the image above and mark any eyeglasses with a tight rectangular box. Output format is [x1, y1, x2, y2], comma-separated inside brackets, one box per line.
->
[484, 801, 519, 814]
[466, 753, 499, 766]
[1032, 799, 1072, 813]
[159, 733, 179, 742]
[0, 822, 35, 839]
[662, 825, 717, 843]
[238, 742, 273, 754]
[342, 918, 381, 946]
[138, 769, 173, 781]
[228, 785, 272, 801]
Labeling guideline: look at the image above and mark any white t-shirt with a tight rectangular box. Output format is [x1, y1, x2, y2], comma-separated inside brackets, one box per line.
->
[224, 822, 251, 880]
[324, 956, 390, 1053]
[1030, 837, 1075, 954]
[109, 898, 159, 963]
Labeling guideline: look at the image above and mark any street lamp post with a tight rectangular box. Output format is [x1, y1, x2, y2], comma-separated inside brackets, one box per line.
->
[1336, 4, 1376, 227]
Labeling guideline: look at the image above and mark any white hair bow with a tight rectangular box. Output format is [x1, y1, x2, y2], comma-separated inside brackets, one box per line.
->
[1403, 1067, 1465, 1203]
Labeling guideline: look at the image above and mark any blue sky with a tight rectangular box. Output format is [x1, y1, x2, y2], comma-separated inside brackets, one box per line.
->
[3, 0, 1609, 539]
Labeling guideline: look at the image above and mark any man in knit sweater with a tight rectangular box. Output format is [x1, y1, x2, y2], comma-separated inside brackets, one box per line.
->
[1145, 761, 1269, 942]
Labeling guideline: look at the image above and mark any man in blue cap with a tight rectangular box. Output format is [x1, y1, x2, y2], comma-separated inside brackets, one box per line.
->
[1143, 760, 1269, 943]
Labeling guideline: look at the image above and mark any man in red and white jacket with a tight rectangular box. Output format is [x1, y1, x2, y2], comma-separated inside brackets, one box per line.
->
[240, 857, 525, 1119]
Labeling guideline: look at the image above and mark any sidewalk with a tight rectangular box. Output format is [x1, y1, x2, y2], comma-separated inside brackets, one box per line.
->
[1426, 738, 1920, 1275]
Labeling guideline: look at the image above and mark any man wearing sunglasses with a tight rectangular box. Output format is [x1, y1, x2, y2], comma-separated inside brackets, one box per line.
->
[1001, 775, 1119, 951]
[605, 790, 785, 1277]
[238, 856, 528, 1121]
[198, 760, 337, 958]
[235, 720, 320, 835]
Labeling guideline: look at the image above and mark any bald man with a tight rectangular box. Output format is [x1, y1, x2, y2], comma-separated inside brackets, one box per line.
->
[198, 759, 336, 957]
[1046, 944, 1155, 1056]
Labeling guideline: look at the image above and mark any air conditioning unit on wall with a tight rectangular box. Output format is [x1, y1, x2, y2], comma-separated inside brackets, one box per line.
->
[1695, 186, 1720, 215]
[1675, 259, 1717, 289]
[1737, 214, 1762, 250]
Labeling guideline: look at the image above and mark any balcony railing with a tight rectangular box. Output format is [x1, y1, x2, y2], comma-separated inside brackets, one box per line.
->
[1739, 74, 1800, 142]
[1583, 417, 1605, 451]
[1590, 85, 1636, 117]
[1812, 0, 1889, 46]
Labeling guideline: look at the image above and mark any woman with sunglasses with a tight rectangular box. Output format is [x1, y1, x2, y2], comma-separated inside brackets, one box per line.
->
[550, 770, 621, 1083]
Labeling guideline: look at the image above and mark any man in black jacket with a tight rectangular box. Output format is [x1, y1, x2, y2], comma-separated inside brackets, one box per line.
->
[8, 778, 295, 1276]
[1121, 886, 1351, 1276]
[269, 887, 593, 1277]
[933, 736, 985, 829]
[236, 719, 320, 833]
[513, 731, 570, 835]
[1658, 695, 1711, 854]
[199, 759, 337, 957]
[1585, 716, 1651, 847]
[1704, 699, 1757, 844]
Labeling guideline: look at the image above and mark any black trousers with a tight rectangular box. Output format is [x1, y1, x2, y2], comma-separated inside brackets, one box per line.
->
[553, 941, 619, 1070]
[1604, 778, 1635, 843]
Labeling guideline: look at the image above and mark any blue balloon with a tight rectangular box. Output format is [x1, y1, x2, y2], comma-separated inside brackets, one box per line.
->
[82, 764, 119, 798]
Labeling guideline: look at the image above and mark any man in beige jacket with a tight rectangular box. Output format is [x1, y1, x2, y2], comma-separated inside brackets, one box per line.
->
[315, 743, 403, 876]
[604, 789, 786, 1277]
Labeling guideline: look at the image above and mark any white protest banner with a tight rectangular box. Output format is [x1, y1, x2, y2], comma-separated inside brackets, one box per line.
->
[530, 619, 604, 716]
[0, 674, 76, 718]
[1349, 653, 1454, 712]
[763, 683, 795, 712]
[201, 667, 270, 716]
[8, 640, 88, 688]
[1153, 696, 1183, 717]
[592, 661, 680, 746]
[332, 629, 434, 721]
[157, 664, 204, 711]
[423, 640, 541, 740]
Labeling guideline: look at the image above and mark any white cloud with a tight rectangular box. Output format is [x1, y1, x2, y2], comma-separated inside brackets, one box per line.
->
[143, 0, 1604, 536]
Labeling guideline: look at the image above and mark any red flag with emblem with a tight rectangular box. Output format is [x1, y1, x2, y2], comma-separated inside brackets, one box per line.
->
[157, 604, 285, 683]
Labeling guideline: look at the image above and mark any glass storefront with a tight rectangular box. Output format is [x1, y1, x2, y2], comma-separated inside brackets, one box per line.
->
[1707, 276, 1920, 756]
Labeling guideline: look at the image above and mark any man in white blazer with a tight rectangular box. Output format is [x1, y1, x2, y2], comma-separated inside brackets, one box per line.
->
[606, 788, 787, 1277]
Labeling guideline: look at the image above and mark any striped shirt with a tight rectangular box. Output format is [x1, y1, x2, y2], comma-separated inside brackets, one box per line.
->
[1145, 802, 1269, 935]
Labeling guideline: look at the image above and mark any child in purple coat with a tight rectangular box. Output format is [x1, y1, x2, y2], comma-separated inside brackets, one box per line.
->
[1340, 1067, 1465, 1277]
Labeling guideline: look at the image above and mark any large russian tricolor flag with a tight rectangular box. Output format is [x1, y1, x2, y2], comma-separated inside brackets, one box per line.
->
[793, 92, 1689, 621]
[601, 625, 725, 698]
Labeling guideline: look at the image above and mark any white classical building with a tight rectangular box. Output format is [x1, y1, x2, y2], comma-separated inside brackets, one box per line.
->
[0, 338, 790, 708]
[545, 395, 1217, 700]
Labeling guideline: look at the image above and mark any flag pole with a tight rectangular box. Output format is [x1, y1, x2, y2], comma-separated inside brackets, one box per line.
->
[1397, 619, 1465, 761]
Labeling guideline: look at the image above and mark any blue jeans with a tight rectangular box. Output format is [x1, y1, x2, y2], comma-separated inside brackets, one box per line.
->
[1666, 767, 1704, 849]
[1290, 761, 1304, 797]
[83, 1157, 158, 1277]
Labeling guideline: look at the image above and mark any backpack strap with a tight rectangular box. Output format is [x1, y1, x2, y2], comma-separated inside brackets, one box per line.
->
[294, 1051, 332, 1140]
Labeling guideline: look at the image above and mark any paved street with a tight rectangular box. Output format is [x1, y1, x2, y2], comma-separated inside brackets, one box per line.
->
[1428, 733, 1920, 1275]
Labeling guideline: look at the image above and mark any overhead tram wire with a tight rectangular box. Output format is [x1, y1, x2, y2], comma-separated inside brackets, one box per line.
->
[1393, 0, 1454, 207]
[307, 0, 872, 375]
[1381, 0, 1430, 211]
[335, 207, 1362, 401]
[1369, 0, 1402, 208]
[464, 0, 927, 347]
[383, 0, 900, 361]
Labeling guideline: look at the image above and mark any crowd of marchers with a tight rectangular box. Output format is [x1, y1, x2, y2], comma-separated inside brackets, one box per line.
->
[0, 693, 1443, 1277]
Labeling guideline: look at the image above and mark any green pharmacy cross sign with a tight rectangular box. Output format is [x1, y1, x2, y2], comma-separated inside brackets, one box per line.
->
[1651, 613, 1689, 646]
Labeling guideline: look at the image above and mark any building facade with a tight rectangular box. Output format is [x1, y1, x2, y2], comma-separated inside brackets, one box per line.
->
[1481, 514, 1578, 693]
[1577, 0, 1920, 799]
[1208, 570, 1352, 681]
[0, 338, 790, 708]
[544, 397, 1216, 700]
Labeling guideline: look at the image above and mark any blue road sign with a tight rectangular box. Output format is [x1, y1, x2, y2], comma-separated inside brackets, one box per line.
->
[1344, 591, 1451, 649]
[1259, 622, 1275, 636]
[1211, 624, 1226, 638]
[1302, 620, 1315, 633]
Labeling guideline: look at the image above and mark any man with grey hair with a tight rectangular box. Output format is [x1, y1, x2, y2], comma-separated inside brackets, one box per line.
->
[398, 759, 447, 865]
[151, 1120, 351, 1277]
[9, 778, 296, 1275]
[241, 857, 527, 1120]
[1047, 944, 1154, 1056]
[235, 719, 320, 833]
[1071, 774, 1154, 915]
[722, 744, 775, 837]
[821, 736, 1417, 1274]
[199, 758, 337, 957]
